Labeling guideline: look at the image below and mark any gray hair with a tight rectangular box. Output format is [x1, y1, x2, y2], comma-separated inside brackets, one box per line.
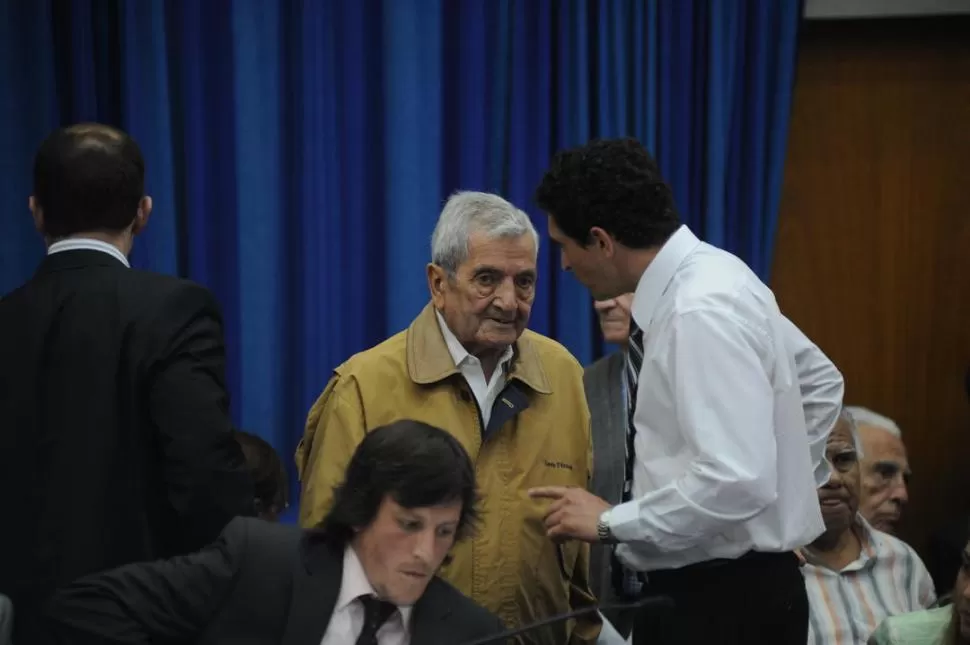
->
[845, 406, 901, 438]
[431, 191, 539, 275]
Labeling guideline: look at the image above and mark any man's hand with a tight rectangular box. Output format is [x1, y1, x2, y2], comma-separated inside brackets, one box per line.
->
[528, 486, 611, 543]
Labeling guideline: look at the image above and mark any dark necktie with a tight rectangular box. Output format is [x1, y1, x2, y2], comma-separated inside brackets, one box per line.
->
[611, 321, 644, 597]
[355, 594, 398, 645]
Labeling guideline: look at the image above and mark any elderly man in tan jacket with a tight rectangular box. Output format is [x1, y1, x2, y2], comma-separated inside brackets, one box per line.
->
[296, 191, 600, 645]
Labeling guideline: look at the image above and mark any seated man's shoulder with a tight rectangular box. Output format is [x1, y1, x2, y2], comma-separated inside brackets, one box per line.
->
[425, 576, 504, 635]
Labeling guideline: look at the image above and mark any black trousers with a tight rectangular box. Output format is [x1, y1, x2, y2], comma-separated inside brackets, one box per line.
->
[633, 552, 808, 645]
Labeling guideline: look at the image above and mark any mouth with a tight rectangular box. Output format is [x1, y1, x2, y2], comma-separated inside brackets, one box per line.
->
[400, 570, 429, 580]
[820, 498, 849, 507]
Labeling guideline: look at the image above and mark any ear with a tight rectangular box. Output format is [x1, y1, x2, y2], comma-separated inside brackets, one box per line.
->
[588, 226, 616, 257]
[426, 263, 449, 310]
[131, 196, 153, 236]
[29, 196, 44, 234]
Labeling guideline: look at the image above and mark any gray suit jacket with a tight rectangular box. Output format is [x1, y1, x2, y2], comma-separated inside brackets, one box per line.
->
[583, 352, 631, 636]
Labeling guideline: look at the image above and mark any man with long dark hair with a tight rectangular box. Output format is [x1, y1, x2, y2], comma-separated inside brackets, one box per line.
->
[42, 420, 504, 645]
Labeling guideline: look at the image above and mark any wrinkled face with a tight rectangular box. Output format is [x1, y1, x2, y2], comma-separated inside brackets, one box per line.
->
[817, 417, 860, 535]
[594, 294, 634, 344]
[858, 425, 910, 534]
[547, 216, 624, 301]
[353, 497, 462, 606]
[953, 541, 970, 641]
[428, 231, 536, 355]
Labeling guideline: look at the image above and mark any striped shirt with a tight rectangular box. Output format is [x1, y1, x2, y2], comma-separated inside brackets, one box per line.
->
[799, 515, 936, 645]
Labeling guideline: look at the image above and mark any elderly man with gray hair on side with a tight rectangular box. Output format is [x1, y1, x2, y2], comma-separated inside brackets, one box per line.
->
[296, 191, 601, 645]
[847, 406, 911, 534]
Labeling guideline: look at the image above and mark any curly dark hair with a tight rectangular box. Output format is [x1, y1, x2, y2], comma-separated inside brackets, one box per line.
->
[318, 420, 481, 546]
[535, 137, 680, 249]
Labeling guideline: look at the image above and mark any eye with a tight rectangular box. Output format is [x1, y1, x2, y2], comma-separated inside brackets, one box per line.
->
[475, 273, 496, 286]
[436, 526, 457, 538]
[515, 275, 535, 289]
[832, 450, 857, 470]
[398, 519, 422, 532]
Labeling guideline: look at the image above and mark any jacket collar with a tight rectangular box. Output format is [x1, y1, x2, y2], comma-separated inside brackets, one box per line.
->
[630, 225, 702, 331]
[406, 303, 552, 395]
[35, 248, 127, 276]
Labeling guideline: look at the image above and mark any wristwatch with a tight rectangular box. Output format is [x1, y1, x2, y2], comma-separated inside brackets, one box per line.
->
[597, 509, 617, 544]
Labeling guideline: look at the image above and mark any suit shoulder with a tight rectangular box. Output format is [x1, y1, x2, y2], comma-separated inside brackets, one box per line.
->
[584, 353, 615, 378]
[121, 270, 217, 304]
[221, 517, 305, 563]
[427, 577, 504, 632]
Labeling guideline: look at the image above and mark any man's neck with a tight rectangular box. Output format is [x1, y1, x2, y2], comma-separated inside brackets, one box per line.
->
[48, 231, 131, 256]
[617, 247, 661, 294]
[807, 526, 863, 570]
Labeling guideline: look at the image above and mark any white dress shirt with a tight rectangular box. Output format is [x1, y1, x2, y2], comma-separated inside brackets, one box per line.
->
[320, 546, 412, 645]
[48, 238, 130, 267]
[435, 310, 514, 428]
[784, 316, 845, 487]
[610, 225, 825, 572]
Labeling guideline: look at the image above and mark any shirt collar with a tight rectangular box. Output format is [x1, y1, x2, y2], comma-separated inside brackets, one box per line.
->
[630, 225, 701, 330]
[48, 238, 130, 268]
[434, 309, 514, 372]
[336, 546, 413, 629]
[797, 514, 882, 570]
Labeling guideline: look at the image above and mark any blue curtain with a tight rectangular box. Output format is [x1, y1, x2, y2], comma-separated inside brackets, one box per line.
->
[0, 0, 802, 516]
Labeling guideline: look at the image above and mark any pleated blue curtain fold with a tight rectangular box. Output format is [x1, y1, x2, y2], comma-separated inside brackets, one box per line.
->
[0, 0, 802, 516]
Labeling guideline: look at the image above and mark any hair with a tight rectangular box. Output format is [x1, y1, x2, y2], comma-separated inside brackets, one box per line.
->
[318, 420, 481, 546]
[431, 191, 539, 275]
[535, 137, 680, 249]
[845, 406, 901, 438]
[234, 430, 288, 514]
[32, 123, 145, 239]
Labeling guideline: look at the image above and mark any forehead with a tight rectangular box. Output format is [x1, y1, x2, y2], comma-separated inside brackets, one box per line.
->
[380, 496, 463, 523]
[462, 231, 536, 272]
[859, 425, 906, 458]
[827, 418, 855, 446]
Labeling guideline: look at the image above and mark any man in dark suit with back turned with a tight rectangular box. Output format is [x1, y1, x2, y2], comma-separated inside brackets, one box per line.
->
[42, 420, 505, 645]
[0, 124, 254, 643]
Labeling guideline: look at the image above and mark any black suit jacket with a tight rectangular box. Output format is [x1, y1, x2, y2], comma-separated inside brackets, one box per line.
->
[0, 250, 254, 640]
[43, 517, 506, 645]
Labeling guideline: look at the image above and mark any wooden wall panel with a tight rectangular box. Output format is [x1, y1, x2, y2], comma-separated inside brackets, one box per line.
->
[772, 17, 970, 552]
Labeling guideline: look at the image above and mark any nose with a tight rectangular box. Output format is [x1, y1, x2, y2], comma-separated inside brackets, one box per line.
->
[824, 466, 843, 489]
[560, 248, 571, 272]
[412, 528, 435, 564]
[492, 278, 516, 310]
[891, 478, 909, 505]
[593, 299, 614, 312]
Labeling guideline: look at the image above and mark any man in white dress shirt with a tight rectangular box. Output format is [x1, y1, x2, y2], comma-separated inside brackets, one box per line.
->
[529, 137, 835, 645]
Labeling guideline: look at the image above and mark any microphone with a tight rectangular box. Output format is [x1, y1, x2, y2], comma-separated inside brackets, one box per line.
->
[458, 595, 674, 645]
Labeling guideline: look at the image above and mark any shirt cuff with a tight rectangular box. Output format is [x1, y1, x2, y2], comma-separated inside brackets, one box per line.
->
[608, 499, 645, 543]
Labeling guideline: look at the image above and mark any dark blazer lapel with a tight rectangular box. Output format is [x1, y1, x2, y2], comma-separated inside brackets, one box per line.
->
[409, 578, 454, 645]
[280, 534, 344, 645]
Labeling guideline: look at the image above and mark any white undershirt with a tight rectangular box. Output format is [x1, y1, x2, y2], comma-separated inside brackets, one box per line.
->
[435, 310, 514, 429]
